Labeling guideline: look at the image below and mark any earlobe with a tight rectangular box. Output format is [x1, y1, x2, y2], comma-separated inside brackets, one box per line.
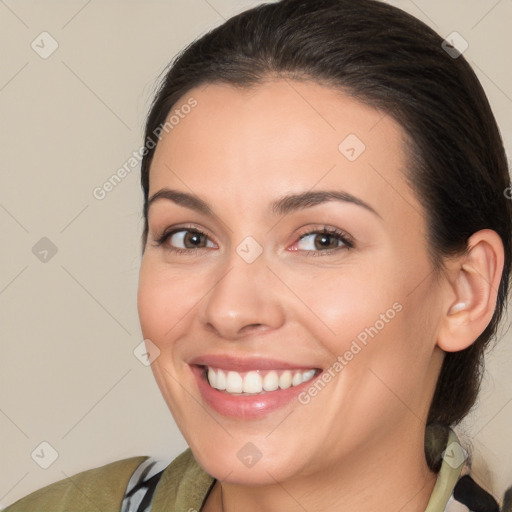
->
[437, 229, 504, 353]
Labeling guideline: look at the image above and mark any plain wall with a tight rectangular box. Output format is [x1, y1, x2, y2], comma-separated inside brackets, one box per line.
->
[1, 0, 511, 507]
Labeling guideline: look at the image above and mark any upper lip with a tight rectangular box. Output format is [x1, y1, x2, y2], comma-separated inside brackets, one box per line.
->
[189, 354, 321, 372]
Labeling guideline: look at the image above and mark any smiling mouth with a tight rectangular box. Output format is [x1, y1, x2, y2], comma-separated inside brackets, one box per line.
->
[201, 366, 322, 395]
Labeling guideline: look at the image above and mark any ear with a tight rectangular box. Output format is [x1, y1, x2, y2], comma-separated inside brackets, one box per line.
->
[437, 229, 505, 353]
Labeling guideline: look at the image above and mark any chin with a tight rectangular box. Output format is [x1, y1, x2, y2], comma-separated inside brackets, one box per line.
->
[187, 433, 310, 485]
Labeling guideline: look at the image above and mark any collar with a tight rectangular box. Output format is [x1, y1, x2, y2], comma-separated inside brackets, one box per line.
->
[425, 429, 465, 512]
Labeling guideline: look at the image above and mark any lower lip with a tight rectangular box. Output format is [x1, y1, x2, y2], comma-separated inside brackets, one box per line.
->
[190, 365, 322, 419]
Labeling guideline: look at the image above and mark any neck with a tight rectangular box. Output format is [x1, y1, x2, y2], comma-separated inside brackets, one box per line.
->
[204, 427, 437, 512]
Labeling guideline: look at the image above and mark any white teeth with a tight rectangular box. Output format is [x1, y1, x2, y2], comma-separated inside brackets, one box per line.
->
[301, 369, 316, 382]
[292, 372, 303, 386]
[208, 367, 216, 388]
[242, 371, 261, 393]
[263, 371, 279, 391]
[226, 371, 243, 393]
[216, 369, 226, 390]
[206, 367, 318, 395]
[279, 370, 292, 389]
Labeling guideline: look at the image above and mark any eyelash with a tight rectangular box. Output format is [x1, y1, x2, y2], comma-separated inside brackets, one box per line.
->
[153, 224, 212, 256]
[293, 226, 354, 256]
[153, 224, 354, 256]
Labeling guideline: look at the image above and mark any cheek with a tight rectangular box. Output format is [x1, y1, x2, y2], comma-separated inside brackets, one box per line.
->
[286, 262, 432, 381]
[137, 259, 204, 417]
[137, 258, 203, 345]
[283, 263, 399, 348]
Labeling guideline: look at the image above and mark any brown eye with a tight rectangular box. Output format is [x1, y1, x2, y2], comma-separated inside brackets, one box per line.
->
[160, 229, 215, 251]
[295, 229, 351, 252]
[180, 231, 208, 248]
[313, 233, 341, 250]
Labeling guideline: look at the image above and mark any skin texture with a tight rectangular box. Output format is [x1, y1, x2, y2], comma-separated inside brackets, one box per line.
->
[137, 80, 504, 512]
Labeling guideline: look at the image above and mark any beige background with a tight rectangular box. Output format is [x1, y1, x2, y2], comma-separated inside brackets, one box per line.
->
[1, 0, 511, 508]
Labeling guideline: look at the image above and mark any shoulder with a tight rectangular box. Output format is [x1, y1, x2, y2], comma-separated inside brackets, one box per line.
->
[3, 450, 215, 512]
[3, 456, 148, 512]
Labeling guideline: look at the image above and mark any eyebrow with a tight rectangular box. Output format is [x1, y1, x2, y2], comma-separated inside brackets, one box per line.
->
[271, 190, 381, 218]
[147, 188, 381, 219]
[147, 188, 213, 216]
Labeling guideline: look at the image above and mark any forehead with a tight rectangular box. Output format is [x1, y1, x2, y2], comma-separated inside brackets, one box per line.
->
[149, 79, 422, 222]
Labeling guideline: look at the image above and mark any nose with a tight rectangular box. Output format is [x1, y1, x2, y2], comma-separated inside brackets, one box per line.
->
[198, 254, 286, 340]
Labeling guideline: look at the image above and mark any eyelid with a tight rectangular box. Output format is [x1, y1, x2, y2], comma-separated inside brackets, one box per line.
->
[289, 225, 355, 251]
[152, 223, 217, 250]
[152, 223, 354, 255]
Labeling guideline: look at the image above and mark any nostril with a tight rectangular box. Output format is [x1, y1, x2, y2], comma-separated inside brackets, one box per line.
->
[241, 323, 265, 334]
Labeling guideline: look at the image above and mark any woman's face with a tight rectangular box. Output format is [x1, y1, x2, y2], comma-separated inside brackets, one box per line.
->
[138, 80, 446, 483]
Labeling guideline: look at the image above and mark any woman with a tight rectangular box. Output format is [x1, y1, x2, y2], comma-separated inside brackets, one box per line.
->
[5, 0, 511, 511]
